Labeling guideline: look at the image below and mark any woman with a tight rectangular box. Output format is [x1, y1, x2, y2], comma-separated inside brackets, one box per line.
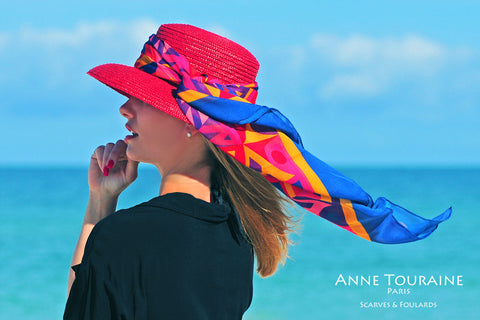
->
[64, 24, 294, 319]
[65, 23, 450, 319]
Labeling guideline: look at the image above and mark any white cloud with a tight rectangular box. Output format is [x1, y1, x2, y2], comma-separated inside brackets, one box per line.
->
[310, 33, 446, 70]
[2, 19, 159, 69]
[16, 19, 159, 49]
[19, 22, 111, 47]
[320, 73, 382, 97]
[304, 33, 468, 98]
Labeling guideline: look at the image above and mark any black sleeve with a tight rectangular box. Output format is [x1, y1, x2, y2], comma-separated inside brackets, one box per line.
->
[63, 221, 125, 320]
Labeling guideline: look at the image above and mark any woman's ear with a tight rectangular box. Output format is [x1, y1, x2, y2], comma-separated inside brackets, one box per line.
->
[185, 124, 199, 138]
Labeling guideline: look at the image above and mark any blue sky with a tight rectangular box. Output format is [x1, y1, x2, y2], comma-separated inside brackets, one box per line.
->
[1, 0, 479, 166]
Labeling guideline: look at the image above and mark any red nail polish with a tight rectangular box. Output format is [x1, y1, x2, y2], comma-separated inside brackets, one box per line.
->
[103, 167, 110, 176]
[107, 160, 114, 169]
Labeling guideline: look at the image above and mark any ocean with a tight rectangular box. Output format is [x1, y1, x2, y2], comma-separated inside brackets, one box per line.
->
[0, 165, 478, 319]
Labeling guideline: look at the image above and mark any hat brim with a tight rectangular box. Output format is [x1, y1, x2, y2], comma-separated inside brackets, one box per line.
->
[87, 63, 189, 123]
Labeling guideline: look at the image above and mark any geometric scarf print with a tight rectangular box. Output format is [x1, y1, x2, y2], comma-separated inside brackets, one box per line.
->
[135, 34, 452, 244]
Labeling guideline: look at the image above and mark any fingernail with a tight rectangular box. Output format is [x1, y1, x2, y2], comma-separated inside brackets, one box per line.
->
[103, 167, 110, 176]
[107, 160, 114, 169]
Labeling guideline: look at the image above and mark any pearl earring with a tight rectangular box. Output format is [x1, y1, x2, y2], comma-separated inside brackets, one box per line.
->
[186, 132, 192, 138]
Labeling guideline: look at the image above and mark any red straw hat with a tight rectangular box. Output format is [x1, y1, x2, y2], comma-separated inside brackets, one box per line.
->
[87, 24, 260, 123]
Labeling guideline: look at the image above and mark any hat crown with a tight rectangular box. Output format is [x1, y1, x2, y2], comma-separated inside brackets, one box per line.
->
[157, 24, 259, 84]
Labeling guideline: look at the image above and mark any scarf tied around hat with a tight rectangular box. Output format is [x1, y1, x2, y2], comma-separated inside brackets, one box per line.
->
[134, 34, 451, 244]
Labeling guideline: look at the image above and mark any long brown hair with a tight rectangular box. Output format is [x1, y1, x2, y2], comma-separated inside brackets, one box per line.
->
[203, 137, 298, 277]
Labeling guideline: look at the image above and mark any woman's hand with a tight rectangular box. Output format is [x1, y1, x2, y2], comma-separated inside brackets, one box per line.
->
[89, 140, 139, 198]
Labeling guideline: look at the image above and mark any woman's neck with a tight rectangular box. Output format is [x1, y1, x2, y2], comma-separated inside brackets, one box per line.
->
[158, 167, 211, 203]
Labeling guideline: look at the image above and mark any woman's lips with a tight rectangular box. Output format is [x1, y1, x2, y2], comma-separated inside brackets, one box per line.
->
[125, 124, 139, 142]
[124, 134, 137, 142]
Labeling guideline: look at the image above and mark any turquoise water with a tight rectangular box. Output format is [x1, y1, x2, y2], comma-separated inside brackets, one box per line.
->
[0, 166, 479, 319]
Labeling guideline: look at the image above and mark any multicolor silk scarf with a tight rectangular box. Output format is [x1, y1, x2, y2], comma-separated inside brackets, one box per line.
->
[135, 34, 452, 244]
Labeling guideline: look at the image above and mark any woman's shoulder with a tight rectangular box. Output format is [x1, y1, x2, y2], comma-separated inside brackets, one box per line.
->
[91, 192, 232, 238]
[118, 192, 232, 223]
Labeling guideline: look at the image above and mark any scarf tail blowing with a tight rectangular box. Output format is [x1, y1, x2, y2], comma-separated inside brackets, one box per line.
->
[175, 93, 451, 244]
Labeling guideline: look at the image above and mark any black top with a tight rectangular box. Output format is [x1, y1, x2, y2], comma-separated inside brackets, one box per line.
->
[64, 192, 254, 320]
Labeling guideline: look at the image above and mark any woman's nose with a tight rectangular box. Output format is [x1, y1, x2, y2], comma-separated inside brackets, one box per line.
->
[119, 100, 134, 119]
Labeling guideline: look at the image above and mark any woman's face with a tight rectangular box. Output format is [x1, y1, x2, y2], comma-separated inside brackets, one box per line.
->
[119, 97, 190, 171]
